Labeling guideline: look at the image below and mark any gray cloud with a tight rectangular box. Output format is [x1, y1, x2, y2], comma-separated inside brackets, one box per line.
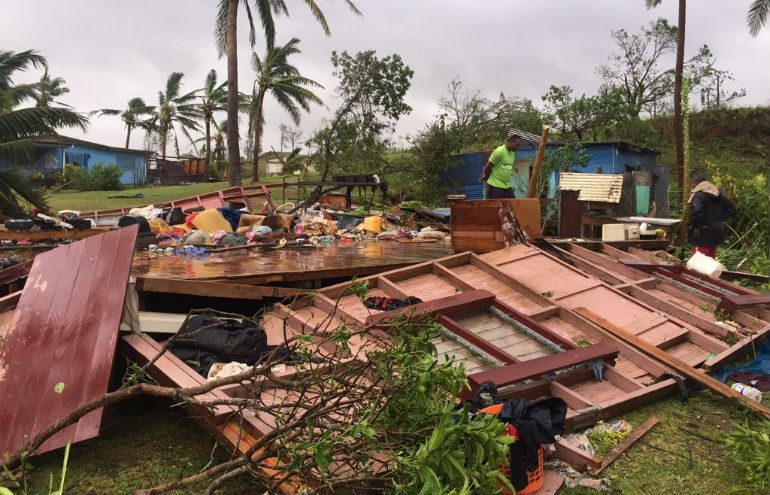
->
[1, 0, 768, 153]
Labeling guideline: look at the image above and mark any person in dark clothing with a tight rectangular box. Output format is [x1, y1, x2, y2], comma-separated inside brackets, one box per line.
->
[688, 174, 735, 259]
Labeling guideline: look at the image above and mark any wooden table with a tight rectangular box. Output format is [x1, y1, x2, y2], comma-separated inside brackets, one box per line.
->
[131, 239, 455, 286]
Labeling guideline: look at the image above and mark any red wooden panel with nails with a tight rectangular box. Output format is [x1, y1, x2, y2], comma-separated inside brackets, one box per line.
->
[436, 314, 519, 365]
[365, 290, 495, 325]
[463, 343, 619, 397]
[0, 225, 137, 458]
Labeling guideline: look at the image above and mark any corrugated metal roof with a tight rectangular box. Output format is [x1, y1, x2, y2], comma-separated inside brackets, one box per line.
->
[558, 172, 624, 203]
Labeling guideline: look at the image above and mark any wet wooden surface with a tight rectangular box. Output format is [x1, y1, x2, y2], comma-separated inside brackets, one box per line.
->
[0, 226, 137, 457]
[131, 239, 455, 284]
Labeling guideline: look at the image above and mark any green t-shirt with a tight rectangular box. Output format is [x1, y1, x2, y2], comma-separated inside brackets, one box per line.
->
[487, 144, 515, 189]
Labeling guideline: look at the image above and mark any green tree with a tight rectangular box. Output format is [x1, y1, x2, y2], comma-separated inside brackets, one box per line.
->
[92, 97, 156, 149]
[198, 69, 227, 179]
[154, 72, 201, 160]
[309, 50, 413, 183]
[214, 0, 360, 186]
[748, 0, 770, 35]
[32, 70, 69, 107]
[248, 38, 322, 183]
[437, 78, 543, 148]
[541, 85, 627, 140]
[0, 50, 87, 215]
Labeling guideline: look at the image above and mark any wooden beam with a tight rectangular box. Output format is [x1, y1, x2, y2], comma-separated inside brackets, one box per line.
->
[590, 416, 660, 475]
[365, 290, 495, 325]
[569, 243, 646, 281]
[0, 291, 21, 313]
[0, 260, 31, 286]
[137, 277, 307, 299]
[0, 228, 109, 242]
[574, 307, 770, 419]
[464, 343, 619, 395]
[554, 438, 602, 471]
[626, 286, 731, 339]
[526, 126, 550, 198]
[718, 294, 770, 313]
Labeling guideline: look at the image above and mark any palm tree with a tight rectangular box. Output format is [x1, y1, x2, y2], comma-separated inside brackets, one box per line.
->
[748, 0, 770, 35]
[0, 50, 87, 214]
[646, 0, 686, 206]
[33, 70, 70, 107]
[154, 72, 201, 160]
[198, 69, 227, 179]
[214, 0, 361, 186]
[92, 97, 156, 149]
[249, 38, 322, 183]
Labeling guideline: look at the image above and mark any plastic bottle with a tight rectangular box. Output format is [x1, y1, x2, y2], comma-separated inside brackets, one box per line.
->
[732, 383, 763, 402]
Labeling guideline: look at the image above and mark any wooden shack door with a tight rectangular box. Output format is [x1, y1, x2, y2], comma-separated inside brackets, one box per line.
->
[559, 190, 581, 238]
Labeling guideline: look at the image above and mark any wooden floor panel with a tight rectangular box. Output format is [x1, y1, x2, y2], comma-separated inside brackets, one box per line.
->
[540, 317, 593, 345]
[450, 264, 545, 313]
[572, 378, 627, 406]
[614, 358, 654, 384]
[667, 341, 712, 366]
[395, 273, 460, 300]
[454, 311, 555, 361]
[494, 254, 600, 299]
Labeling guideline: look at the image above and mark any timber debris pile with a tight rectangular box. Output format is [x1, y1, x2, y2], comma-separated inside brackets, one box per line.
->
[0, 183, 769, 495]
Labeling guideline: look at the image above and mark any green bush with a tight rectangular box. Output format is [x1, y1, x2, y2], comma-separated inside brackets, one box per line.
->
[70, 163, 123, 191]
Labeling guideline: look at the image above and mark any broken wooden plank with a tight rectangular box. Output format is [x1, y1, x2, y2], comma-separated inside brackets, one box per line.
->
[574, 307, 770, 419]
[136, 277, 308, 300]
[464, 343, 619, 394]
[554, 438, 602, 471]
[718, 294, 770, 313]
[365, 290, 495, 325]
[590, 415, 660, 475]
[0, 226, 137, 457]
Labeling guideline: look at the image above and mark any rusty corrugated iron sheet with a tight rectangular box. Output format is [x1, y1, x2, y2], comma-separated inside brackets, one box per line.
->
[0, 225, 137, 457]
[559, 172, 624, 204]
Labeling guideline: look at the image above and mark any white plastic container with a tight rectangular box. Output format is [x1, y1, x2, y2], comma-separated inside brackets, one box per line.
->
[625, 224, 640, 240]
[732, 383, 763, 402]
[686, 251, 725, 278]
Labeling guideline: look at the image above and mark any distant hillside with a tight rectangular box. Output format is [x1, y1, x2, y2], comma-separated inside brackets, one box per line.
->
[650, 106, 770, 175]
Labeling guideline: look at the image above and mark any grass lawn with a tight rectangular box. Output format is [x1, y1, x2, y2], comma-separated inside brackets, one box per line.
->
[20, 391, 759, 495]
[47, 175, 294, 213]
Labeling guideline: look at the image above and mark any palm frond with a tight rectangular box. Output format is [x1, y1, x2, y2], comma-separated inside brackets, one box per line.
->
[645, 0, 662, 8]
[0, 106, 88, 142]
[255, 0, 277, 47]
[243, 0, 257, 47]
[165, 72, 185, 100]
[0, 139, 37, 163]
[0, 50, 47, 87]
[298, 0, 331, 36]
[271, 88, 302, 124]
[748, 0, 770, 35]
[215, 0, 230, 58]
[0, 169, 49, 215]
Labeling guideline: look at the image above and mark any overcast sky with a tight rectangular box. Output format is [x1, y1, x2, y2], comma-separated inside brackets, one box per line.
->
[2, 0, 768, 154]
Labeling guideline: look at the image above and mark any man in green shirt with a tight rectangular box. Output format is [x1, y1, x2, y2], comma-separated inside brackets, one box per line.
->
[480, 132, 522, 199]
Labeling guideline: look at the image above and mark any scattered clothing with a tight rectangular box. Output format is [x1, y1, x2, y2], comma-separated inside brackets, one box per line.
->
[364, 296, 423, 311]
[148, 217, 171, 235]
[251, 225, 273, 236]
[713, 339, 770, 389]
[169, 313, 272, 376]
[218, 232, 247, 247]
[218, 207, 243, 231]
[182, 230, 213, 246]
[237, 214, 266, 233]
[728, 372, 770, 392]
[207, 361, 250, 381]
[191, 209, 233, 234]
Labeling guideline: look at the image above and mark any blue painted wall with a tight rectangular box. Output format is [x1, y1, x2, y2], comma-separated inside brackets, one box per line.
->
[0, 141, 147, 185]
[449, 142, 658, 199]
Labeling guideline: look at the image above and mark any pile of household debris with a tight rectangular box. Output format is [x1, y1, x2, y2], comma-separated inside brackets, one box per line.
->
[0, 194, 769, 494]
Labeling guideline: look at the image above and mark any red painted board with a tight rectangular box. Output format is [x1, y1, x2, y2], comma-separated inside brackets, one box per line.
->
[0, 225, 137, 458]
[365, 290, 495, 325]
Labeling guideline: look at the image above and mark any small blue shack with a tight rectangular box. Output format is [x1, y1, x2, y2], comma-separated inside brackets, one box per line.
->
[449, 140, 661, 199]
[0, 135, 149, 185]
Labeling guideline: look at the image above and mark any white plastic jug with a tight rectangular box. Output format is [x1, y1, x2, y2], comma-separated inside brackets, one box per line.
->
[686, 251, 725, 278]
[732, 383, 763, 402]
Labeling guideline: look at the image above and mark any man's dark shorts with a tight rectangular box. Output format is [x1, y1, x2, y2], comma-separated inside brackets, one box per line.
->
[486, 184, 515, 199]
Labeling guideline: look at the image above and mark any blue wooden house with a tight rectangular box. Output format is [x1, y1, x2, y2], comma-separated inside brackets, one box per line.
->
[449, 141, 663, 200]
[0, 135, 149, 185]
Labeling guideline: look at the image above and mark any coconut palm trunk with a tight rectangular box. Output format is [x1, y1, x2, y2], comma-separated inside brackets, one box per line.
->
[673, 0, 686, 204]
[226, 0, 241, 186]
[125, 125, 132, 149]
[251, 92, 266, 183]
[205, 118, 212, 179]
